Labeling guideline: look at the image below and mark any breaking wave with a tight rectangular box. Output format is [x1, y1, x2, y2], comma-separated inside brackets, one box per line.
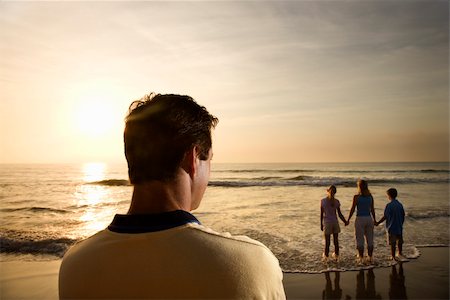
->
[208, 176, 449, 188]
[0, 207, 70, 214]
[87, 179, 130, 186]
[0, 235, 79, 257]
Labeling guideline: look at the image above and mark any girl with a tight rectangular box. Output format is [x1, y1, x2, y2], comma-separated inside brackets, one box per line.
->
[320, 185, 348, 262]
[347, 179, 376, 264]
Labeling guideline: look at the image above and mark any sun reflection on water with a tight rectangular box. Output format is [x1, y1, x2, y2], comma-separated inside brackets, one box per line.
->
[82, 162, 106, 182]
[74, 162, 118, 237]
[79, 209, 113, 233]
[76, 185, 107, 207]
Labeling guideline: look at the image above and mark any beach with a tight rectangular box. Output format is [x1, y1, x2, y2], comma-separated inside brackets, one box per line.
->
[1, 247, 448, 299]
[1, 162, 448, 298]
[284, 247, 449, 299]
[3, 162, 448, 273]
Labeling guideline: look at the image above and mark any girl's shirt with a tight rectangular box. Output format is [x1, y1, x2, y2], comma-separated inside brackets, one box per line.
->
[321, 198, 340, 223]
[356, 195, 372, 217]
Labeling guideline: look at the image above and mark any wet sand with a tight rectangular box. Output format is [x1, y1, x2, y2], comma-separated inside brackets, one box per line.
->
[284, 247, 449, 299]
[0, 247, 448, 299]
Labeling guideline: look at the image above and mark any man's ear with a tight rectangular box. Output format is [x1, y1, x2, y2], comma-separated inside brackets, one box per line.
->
[181, 147, 199, 179]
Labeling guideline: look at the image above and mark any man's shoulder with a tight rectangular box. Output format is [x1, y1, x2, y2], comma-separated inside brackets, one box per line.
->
[62, 229, 109, 257]
[60, 224, 285, 299]
[185, 223, 268, 249]
[65, 223, 271, 252]
[62, 223, 278, 268]
[183, 223, 282, 274]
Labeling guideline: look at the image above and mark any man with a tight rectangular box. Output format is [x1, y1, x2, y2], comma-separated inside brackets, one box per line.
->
[59, 93, 286, 299]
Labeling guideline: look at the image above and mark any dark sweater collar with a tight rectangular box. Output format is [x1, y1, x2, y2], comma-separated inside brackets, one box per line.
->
[108, 210, 200, 233]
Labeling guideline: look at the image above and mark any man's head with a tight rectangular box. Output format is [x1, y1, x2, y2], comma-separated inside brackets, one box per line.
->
[124, 93, 218, 184]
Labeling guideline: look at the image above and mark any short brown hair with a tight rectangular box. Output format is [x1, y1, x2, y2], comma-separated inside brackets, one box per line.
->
[387, 188, 398, 199]
[124, 93, 218, 184]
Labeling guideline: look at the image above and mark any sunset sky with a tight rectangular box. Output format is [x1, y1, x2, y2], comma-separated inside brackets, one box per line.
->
[1, 1, 448, 164]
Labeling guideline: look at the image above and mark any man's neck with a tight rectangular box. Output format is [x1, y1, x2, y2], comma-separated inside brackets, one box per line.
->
[127, 178, 192, 215]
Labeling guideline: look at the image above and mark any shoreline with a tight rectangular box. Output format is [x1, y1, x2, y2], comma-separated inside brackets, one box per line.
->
[284, 246, 449, 299]
[1, 247, 448, 299]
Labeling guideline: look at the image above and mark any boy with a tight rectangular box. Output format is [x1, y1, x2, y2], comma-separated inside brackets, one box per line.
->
[375, 188, 406, 261]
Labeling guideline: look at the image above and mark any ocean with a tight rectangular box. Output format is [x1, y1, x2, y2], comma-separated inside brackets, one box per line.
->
[0, 162, 448, 273]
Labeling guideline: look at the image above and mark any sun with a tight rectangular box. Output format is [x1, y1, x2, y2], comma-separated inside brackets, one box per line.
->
[74, 96, 116, 138]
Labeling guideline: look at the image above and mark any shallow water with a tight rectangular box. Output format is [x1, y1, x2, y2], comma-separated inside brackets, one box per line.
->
[1, 162, 448, 273]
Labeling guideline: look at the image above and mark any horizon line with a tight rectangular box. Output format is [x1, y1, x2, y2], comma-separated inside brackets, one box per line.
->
[0, 161, 449, 165]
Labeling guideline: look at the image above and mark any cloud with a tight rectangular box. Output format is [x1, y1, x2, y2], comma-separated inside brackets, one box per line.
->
[0, 0, 448, 163]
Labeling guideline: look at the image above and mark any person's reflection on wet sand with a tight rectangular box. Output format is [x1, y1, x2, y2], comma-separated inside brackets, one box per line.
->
[323, 271, 343, 299]
[356, 269, 382, 299]
[389, 263, 407, 299]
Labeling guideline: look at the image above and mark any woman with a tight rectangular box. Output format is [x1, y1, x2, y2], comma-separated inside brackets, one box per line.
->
[347, 179, 376, 264]
[320, 185, 348, 262]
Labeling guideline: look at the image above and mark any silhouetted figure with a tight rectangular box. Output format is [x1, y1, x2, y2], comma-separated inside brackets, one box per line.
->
[323, 272, 343, 299]
[356, 269, 382, 299]
[389, 264, 407, 299]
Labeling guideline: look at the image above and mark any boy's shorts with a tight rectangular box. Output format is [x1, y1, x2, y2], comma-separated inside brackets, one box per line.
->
[324, 222, 341, 235]
[388, 233, 403, 245]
